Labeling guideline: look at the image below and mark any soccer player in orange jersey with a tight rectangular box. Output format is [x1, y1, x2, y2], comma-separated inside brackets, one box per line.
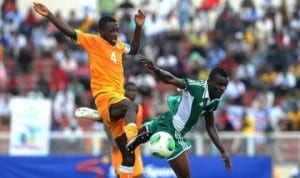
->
[106, 82, 144, 178]
[75, 82, 144, 178]
[33, 2, 145, 178]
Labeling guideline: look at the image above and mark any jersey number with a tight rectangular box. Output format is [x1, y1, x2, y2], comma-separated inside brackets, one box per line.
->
[110, 52, 117, 64]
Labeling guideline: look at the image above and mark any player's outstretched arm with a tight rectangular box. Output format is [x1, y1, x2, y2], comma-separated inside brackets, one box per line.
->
[204, 112, 232, 171]
[140, 56, 185, 89]
[129, 9, 146, 55]
[33, 2, 76, 40]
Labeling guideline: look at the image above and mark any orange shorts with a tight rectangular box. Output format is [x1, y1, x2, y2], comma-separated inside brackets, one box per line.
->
[95, 92, 127, 138]
[111, 147, 144, 177]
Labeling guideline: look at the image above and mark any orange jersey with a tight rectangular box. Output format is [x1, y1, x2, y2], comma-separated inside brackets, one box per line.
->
[111, 104, 144, 176]
[74, 30, 131, 98]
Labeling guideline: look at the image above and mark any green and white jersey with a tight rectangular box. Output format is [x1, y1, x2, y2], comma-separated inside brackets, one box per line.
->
[167, 78, 221, 135]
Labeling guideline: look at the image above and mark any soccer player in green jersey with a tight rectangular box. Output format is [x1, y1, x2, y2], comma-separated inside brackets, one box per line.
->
[75, 55, 232, 177]
[126, 56, 232, 177]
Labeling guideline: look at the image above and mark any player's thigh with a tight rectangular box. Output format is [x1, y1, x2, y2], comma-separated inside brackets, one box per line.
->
[110, 99, 137, 119]
[168, 151, 191, 178]
[109, 99, 129, 119]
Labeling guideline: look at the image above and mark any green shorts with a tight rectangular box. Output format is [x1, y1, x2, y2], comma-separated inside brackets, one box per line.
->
[145, 111, 191, 161]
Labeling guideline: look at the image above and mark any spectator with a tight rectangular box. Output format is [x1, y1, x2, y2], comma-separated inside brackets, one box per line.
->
[36, 74, 50, 98]
[23, 7, 38, 33]
[178, 0, 192, 31]
[11, 30, 27, 58]
[0, 88, 11, 128]
[224, 71, 246, 105]
[255, 14, 274, 48]
[53, 86, 75, 122]
[67, 75, 85, 106]
[98, 0, 115, 17]
[58, 50, 78, 74]
[288, 59, 300, 88]
[39, 31, 57, 58]
[17, 47, 32, 74]
[1, 0, 16, 19]
[235, 60, 256, 88]
[74, 60, 90, 90]
[67, 10, 80, 28]
[269, 99, 287, 131]
[259, 65, 277, 88]
[287, 102, 300, 131]
[144, 12, 164, 45]
[49, 61, 69, 96]
[252, 85, 274, 110]
[274, 67, 297, 97]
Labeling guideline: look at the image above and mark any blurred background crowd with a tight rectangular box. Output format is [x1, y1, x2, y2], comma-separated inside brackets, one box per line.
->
[0, 0, 299, 138]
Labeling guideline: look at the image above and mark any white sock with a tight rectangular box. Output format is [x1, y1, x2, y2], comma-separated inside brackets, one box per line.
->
[119, 165, 134, 173]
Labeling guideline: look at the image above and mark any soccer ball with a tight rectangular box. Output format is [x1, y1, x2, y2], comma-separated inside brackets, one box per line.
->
[148, 131, 175, 158]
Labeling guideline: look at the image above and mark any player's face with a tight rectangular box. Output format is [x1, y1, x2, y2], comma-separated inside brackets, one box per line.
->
[208, 74, 229, 99]
[125, 85, 137, 101]
[100, 22, 119, 45]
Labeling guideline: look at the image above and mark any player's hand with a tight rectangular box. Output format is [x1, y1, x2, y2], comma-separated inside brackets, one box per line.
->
[33, 2, 50, 17]
[139, 55, 157, 72]
[134, 9, 146, 27]
[221, 152, 232, 171]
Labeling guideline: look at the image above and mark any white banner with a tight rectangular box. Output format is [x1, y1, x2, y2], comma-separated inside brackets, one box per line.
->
[9, 97, 52, 156]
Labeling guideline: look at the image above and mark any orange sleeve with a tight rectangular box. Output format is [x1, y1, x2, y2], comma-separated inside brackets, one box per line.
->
[74, 29, 97, 50]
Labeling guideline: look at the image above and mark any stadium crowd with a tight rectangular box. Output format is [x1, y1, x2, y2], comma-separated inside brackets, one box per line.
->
[0, 0, 299, 136]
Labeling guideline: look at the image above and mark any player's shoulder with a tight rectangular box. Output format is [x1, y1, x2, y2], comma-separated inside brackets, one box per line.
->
[75, 29, 98, 41]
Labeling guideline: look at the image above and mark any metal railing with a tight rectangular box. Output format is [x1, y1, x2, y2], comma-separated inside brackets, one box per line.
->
[0, 131, 299, 164]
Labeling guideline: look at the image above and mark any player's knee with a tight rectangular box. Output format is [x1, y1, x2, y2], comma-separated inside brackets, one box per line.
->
[121, 100, 138, 112]
[127, 100, 138, 112]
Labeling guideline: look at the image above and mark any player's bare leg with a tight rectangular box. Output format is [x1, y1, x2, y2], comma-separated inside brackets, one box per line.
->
[168, 151, 191, 178]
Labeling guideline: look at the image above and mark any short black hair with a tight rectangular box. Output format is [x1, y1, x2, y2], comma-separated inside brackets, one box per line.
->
[98, 16, 117, 30]
[208, 66, 229, 79]
[124, 82, 137, 89]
